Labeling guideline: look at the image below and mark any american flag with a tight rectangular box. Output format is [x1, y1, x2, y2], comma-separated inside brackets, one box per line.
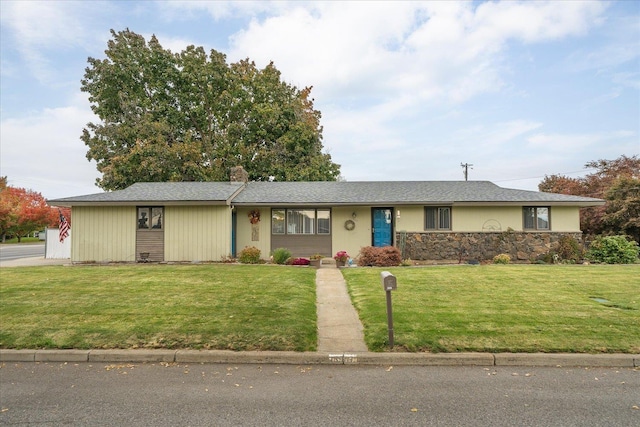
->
[59, 210, 70, 243]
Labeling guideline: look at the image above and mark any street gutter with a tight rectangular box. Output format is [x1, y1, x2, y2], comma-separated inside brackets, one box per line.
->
[1, 349, 638, 368]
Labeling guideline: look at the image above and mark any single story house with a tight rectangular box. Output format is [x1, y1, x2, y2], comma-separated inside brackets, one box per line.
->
[49, 168, 604, 263]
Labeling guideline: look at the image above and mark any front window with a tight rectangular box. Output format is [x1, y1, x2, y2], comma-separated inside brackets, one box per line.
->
[425, 206, 451, 230]
[271, 209, 285, 234]
[271, 208, 331, 235]
[317, 210, 331, 234]
[288, 209, 315, 234]
[523, 207, 550, 230]
[138, 207, 163, 230]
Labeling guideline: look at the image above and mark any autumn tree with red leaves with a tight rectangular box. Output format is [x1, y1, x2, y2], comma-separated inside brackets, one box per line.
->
[0, 177, 60, 242]
[538, 155, 640, 241]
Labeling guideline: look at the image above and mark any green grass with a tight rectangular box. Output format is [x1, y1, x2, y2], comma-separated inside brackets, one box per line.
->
[2, 264, 638, 354]
[0, 264, 317, 351]
[342, 265, 640, 353]
[0, 237, 42, 244]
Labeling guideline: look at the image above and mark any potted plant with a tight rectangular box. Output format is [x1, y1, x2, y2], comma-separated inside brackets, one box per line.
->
[309, 254, 324, 268]
[334, 250, 349, 267]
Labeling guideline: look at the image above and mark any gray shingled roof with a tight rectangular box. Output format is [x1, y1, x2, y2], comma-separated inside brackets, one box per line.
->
[49, 182, 244, 206]
[233, 181, 603, 206]
[49, 180, 604, 207]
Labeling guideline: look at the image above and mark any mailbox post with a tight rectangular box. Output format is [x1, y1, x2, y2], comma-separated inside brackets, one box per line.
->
[380, 271, 397, 348]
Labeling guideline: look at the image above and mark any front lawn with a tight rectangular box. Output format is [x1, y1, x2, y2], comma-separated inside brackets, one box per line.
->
[0, 264, 317, 351]
[342, 265, 640, 353]
[2, 263, 638, 354]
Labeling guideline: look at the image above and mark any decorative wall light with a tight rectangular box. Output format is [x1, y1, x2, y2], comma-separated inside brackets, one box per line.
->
[352, 212, 357, 219]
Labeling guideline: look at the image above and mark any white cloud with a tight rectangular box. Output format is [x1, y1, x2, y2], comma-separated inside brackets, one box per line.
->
[470, 0, 604, 44]
[457, 120, 543, 145]
[0, 0, 110, 83]
[224, 1, 609, 110]
[1, 0, 633, 198]
[159, 0, 277, 21]
[1, 1, 86, 48]
[0, 97, 101, 199]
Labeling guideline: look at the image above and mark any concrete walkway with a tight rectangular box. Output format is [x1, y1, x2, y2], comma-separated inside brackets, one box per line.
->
[0, 256, 69, 267]
[316, 263, 368, 353]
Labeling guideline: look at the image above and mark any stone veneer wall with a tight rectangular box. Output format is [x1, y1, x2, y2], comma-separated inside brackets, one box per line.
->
[397, 231, 583, 262]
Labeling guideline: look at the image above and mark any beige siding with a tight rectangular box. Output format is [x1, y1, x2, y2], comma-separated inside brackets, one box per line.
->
[236, 207, 271, 259]
[548, 206, 581, 232]
[332, 207, 372, 258]
[164, 206, 231, 262]
[453, 206, 524, 232]
[71, 206, 136, 262]
[395, 205, 583, 233]
[394, 206, 425, 232]
[453, 206, 582, 232]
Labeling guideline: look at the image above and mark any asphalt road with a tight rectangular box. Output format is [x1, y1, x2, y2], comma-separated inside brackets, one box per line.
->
[1, 362, 638, 426]
[0, 243, 44, 262]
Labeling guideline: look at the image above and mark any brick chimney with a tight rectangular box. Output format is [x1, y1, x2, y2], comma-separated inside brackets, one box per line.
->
[230, 166, 249, 183]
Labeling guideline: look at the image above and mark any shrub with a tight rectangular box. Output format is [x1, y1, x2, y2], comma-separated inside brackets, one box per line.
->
[493, 253, 511, 264]
[357, 246, 402, 267]
[272, 247, 292, 265]
[289, 257, 310, 266]
[586, 235, 639, 264]
[539, 236, 584, 264]
[556, 235, 584, 263]
[238, 246, 262, 264]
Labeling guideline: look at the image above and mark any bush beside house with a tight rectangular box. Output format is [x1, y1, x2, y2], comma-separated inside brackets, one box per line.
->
[586, 235, 639, 264]
[272, 248, 292, 265]
[239, 246, 262, 264]
[357, 246, 402, 267]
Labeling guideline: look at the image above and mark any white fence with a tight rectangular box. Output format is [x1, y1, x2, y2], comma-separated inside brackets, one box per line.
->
[44, 228, 71, 259]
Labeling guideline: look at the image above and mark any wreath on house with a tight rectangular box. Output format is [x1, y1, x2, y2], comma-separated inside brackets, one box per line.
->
[344, 219, 356, 231]
[248, 209, 261, 224]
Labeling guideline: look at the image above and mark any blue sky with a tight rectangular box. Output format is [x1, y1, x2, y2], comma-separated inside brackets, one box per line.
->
[1, 0, 638, 200]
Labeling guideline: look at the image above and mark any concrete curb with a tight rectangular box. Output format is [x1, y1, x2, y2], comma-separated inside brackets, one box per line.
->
[2, 349, 638, 367]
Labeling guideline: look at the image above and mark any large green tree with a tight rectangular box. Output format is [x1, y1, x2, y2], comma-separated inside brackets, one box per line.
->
[81, 29, 340, 190]
[539, 155, 640, 241]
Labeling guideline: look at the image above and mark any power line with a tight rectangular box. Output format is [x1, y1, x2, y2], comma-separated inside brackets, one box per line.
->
[460, 163, 473, 181]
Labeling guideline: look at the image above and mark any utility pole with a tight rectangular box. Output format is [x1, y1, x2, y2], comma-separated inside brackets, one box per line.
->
[461, 163, 473, 181]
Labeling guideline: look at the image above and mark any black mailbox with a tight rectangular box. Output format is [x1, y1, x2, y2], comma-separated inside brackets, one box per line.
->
[380, 271, 397, 291]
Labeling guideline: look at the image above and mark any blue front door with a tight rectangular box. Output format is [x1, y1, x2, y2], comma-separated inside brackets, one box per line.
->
[372, 208, 393, 247]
